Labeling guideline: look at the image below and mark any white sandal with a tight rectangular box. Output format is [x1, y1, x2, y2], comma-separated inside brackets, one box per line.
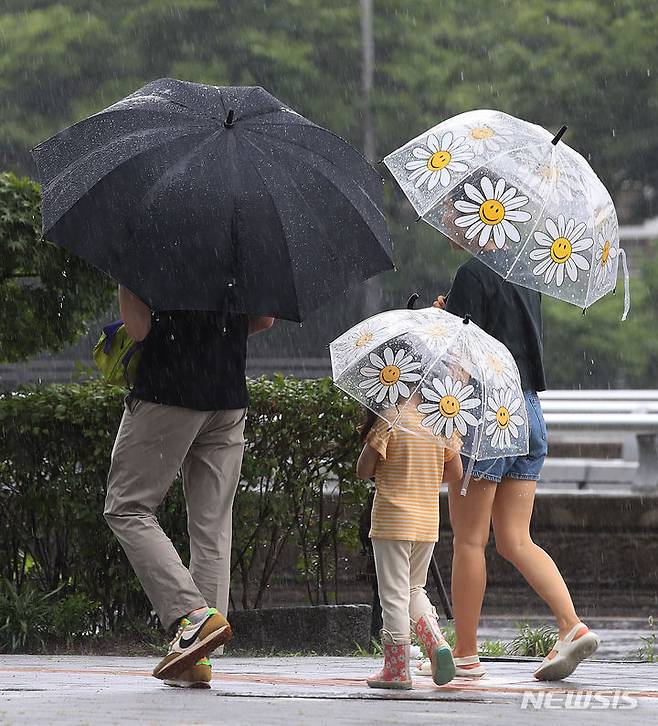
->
[454, 654, 486, 678]
[533, 623, 600, 681]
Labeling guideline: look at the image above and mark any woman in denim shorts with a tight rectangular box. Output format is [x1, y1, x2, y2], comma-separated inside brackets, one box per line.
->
[433, 250, 600, 682]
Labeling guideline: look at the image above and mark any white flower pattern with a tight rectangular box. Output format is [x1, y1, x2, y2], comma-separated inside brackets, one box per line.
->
[418, 375, 481, 439]
[484, 389, 524, 449]
[359, 347, 423, 405]
[405, 131, 474, 191]
[454, 176, 532, 249]
[529, 215, 593, 287]
[593, 231, 618, 290]
[464, 122, 513, 155]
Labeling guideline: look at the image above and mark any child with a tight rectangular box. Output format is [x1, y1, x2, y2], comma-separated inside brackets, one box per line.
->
[356, 400, 463, 689]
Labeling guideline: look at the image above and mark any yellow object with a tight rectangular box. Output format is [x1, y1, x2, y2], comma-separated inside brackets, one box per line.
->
[367, 407, 457, 542]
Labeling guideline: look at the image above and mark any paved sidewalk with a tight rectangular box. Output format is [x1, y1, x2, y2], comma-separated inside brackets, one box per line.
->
[1, 655, 656, 725]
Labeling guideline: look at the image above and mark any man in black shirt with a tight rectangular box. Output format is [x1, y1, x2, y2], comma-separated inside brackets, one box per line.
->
[104, 285, 273, 686]
[434, 252, 600, 682]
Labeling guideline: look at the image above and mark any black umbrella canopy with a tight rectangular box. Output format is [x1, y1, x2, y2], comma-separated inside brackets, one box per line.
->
[32, 79, 394, 321]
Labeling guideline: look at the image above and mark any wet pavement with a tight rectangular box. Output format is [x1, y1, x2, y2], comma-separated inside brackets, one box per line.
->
[0, 654, 656, 725]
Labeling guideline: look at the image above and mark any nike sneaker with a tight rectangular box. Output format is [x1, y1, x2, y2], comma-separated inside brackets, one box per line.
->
[164, 657, 212, 689]
[152, 608, 231, 681]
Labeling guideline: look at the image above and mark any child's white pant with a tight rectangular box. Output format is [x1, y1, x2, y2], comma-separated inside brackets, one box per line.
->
[371, 538, 437, 644]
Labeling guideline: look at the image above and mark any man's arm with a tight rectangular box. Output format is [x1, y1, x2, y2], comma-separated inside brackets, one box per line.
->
[248, 316, 275, 336]
[118, 285, 151, 342]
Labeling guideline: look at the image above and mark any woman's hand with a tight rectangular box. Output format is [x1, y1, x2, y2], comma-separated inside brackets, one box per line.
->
[433, 295, 447, 309]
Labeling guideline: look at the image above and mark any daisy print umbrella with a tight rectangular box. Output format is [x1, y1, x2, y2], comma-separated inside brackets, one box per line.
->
[384, 109, 630, 319]
[330, 305, 529, 494]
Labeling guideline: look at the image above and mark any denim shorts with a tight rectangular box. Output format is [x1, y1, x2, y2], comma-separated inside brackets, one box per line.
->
[462, 391, 548, 484]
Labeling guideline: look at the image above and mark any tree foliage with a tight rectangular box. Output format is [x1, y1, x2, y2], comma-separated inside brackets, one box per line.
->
[0, 1, 656, 383]
[0, 172, 113, 362]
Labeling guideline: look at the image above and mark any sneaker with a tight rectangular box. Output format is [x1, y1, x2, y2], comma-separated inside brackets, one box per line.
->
[164, 657, 212, 689]
[533, 623, 600, 681]
[152, 608, 232, 681]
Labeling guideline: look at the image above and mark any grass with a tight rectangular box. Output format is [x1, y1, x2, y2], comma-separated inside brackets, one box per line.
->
[507, 623, 558, 658]
[637, 615, 656, 663]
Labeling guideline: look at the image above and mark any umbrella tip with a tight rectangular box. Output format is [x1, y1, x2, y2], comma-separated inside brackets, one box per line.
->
[224, 109, 235, 128]
[462, 314, 471, 325]
[406, 293, 419, 310]
[551, 125, 568, 145]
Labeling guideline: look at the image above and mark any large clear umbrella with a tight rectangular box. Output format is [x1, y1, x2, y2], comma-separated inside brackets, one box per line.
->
[330, 305, 529, 494]
[384, 109, 630, 319]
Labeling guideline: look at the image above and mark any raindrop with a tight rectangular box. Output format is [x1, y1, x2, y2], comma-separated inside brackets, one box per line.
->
[612, 129, 616, 138]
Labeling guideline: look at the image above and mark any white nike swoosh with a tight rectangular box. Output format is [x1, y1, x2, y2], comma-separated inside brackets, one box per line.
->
[178, 621, 205, 648]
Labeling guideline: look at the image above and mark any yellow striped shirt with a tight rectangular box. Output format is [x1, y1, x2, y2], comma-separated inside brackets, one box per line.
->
[367, 407, 456, 542]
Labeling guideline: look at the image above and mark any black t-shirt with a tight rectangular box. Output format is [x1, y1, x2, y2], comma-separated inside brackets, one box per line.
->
[131, 311, 249, 411]
[446, 256, 547, 392]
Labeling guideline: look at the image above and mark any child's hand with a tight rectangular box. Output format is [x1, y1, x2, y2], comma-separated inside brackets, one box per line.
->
[433, 295, 447, 309]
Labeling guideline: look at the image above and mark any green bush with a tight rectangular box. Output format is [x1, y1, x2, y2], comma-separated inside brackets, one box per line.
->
[0, 377, 368, 642]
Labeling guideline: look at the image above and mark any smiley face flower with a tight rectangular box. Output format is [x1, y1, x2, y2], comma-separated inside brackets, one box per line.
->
[454, 176, 531, 249]
[593, 231, 618, 289]
[405, 131, 474, 191]
[485, 389, 524, 449]
[529, 215, 593, 287]
[358, 347, 423, 405]
[418, 375, 481, 439]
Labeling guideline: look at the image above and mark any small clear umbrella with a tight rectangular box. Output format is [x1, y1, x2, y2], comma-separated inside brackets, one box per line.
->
[384, 109, 630, 319]
[330, 304, 529, 494]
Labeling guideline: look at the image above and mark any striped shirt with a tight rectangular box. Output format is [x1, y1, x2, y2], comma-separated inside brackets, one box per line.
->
[367, 407, 456, 542]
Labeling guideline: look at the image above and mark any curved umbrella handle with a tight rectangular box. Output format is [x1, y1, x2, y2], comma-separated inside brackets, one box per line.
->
[406, 292, 419, 310]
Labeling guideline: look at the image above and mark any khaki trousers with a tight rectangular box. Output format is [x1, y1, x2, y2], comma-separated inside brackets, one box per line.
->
[371, 538, 437, 644]
[104, 398, 246, 629]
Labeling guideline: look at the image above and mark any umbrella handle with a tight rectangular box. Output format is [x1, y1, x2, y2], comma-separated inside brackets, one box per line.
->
[406, 293, 419, 309]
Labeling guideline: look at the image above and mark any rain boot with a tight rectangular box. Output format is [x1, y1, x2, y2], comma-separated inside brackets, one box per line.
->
[366, 630, 412, 690]
[414, 611, 456, 686]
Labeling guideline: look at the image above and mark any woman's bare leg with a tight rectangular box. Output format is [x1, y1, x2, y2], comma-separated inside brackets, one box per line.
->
[448, 478, 497, 658]
[491, 479, 580, 638]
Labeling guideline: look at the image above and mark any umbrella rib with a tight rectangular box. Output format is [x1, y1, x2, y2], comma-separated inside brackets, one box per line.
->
[243, 126, 388, 242]
[42, 126, 213, 234]
[39, 123, 211, 231]
[241, 137, 348, 322]
[131, 130, 226, 213]
[246, 124, 382, 204]
[504, 146, 559, 281]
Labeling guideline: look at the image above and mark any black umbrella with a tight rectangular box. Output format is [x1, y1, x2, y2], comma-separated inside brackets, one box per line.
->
[31, 79, 394, 321]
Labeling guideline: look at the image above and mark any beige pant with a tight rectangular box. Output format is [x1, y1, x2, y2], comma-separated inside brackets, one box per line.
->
[104, 398, 246, 629]
[372, 538, 437, 644]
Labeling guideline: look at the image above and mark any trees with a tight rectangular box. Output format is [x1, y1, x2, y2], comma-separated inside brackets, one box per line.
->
[0, 1, 655, 383]
[0, 173, 113, 363]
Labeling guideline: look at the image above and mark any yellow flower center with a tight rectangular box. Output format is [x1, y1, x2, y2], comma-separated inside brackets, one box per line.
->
[488, 355, 504, 373]
[538, 163, 559, 183]
[379, 365, 401, 386]
[496, 406, 510, 429]
[601, 240, 610, 265]
[550, 237, 573, 264]
[479, 199, 505, 226]
[425, 323, 446, 338]
[427, 150, 452, 171]
[355, 332, 373, 347]
[439, 395, 461, 419]
[470, 126, 495, 140]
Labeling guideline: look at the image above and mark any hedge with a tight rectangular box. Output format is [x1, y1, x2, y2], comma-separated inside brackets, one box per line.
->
[0, 377, 368, 646]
